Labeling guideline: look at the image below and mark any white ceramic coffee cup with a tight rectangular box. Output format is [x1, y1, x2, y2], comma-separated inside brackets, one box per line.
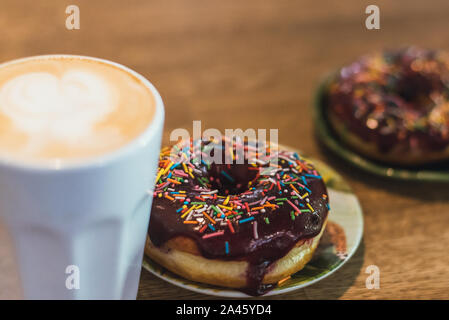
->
[0, 55, 164, 299]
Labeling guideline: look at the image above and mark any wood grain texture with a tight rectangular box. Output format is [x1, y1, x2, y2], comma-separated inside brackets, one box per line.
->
[1, 0, 449, 299]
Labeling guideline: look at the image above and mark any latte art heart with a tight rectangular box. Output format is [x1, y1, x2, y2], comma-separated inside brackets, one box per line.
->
[0, 70, 116, 143]
[0, 56, 156, 161]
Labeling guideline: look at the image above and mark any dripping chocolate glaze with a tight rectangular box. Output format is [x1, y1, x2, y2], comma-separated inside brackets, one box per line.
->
[326, 47, 449, 154]
[148, 157, 329, 296]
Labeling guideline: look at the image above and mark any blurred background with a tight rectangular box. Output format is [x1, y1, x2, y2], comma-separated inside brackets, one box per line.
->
[3, 0, 449, 151]
[1, 0, 449, 299]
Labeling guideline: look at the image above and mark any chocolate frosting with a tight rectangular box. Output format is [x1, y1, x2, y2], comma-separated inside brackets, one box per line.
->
[327, 47, 449, 155]
[148, 139, 329, 295]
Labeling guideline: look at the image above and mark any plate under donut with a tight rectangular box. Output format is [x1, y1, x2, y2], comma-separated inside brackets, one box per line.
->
[142, 145, 364, 298]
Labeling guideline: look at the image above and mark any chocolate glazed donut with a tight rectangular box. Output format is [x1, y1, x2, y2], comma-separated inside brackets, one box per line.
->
[147, 137, 329, 295]
[326, 47, 449, 165]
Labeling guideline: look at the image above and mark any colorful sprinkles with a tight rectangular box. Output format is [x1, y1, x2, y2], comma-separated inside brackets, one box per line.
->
[152, 136, 329, 278]
[328, 47, 449, 154]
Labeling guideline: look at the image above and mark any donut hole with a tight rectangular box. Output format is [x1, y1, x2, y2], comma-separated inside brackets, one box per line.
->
[203, 139, 262, 195]
[207, 163, 258, 196]
[395, 71, 436, 109]
[392, 51, 445, 111]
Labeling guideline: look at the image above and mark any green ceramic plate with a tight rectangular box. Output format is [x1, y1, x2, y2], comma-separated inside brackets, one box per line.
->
[142, 148, 363, 298]
[314, 74, 449, 182]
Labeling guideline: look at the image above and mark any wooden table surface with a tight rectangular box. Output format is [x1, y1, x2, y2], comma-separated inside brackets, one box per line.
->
[1, 0, 449, 299]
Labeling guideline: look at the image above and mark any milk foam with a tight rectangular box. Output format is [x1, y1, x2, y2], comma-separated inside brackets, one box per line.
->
[0, 70, 116, 143]
[0, 56, 155, 161]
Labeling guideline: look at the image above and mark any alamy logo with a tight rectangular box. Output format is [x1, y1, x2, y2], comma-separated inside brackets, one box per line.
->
[365, 5, 380, 30]
[65, 265, 80, 290]
[168, 121, 279, 165]
[65, 5, 80, 30]
[365, 265, 380, 289]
